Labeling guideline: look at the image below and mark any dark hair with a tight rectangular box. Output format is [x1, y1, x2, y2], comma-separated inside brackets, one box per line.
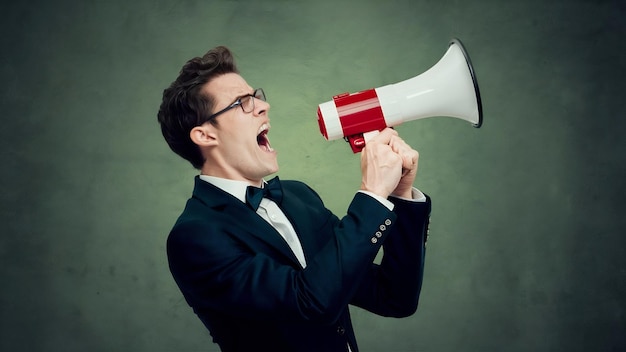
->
[157, 46, 238, 169]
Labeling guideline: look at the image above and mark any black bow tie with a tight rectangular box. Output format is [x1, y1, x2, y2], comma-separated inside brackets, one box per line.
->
[246, 176, 283, 211]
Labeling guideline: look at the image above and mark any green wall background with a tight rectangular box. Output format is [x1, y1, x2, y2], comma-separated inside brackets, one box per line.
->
[1, 1, 625, 351]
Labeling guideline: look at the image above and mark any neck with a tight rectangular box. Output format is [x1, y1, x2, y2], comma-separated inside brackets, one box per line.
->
[200, 166, 264, 188]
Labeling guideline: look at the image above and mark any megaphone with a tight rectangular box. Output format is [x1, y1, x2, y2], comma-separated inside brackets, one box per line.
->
[317, 38, 483, 153]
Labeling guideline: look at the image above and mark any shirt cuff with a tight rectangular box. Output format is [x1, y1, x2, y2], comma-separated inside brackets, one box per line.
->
[357, 191, 395, 210]
[358, 188, 427, 210]
[390, 188, 427, 202]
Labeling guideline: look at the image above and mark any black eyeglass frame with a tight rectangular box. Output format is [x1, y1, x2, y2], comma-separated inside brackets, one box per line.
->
[204, 88, 266, 122]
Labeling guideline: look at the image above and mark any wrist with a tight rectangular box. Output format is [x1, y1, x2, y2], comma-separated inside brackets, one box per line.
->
[391, 191, 413, 199]
[391, 186, 413, 199]
[359, 183, 390, 199]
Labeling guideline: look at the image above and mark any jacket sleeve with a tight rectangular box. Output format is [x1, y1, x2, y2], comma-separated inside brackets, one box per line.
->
[349, 195, 432, 317]
[167, 184, 401, 326]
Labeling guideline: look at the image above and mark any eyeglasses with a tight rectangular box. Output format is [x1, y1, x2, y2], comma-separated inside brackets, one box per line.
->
[206, 88, 266, 121]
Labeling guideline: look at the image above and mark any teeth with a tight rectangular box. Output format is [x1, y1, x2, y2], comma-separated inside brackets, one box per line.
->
[257, 123, 274, 152]
[258, 123, 269, 135]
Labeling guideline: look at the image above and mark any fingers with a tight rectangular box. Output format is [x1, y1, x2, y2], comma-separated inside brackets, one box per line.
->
[387, 134, 420, 199]
[365, 128, 418, 171]
[359, 130, 403, 198]
[368, 128, 398, 145]
[359, 128, 421, 198]
[389, 134, 418, 171]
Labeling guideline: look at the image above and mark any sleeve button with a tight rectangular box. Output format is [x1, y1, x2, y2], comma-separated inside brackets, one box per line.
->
[337, 326, 345, 335]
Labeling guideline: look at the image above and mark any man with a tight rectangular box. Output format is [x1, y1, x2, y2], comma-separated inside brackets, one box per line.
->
[158, 46, 431, 352]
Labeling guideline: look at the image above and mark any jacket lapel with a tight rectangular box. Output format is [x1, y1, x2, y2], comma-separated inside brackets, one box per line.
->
[277, 182, 331, 265]
[191, 176, 302, 267]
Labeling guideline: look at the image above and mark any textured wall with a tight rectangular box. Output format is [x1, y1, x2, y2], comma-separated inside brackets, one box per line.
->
[1, 1, 624, 351]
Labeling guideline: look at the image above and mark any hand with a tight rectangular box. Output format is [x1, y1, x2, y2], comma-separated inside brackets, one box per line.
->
[359, 128, 404, 198]
[389, 133, 419, 199]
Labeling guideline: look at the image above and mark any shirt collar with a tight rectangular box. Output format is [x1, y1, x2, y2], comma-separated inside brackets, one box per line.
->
[199, 175, 265, 203]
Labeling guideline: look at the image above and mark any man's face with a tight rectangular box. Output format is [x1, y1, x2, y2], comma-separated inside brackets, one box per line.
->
[200, 73, 278, 183]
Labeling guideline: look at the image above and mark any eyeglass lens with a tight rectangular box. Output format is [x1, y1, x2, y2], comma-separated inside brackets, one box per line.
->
[242, 89, 265, 113]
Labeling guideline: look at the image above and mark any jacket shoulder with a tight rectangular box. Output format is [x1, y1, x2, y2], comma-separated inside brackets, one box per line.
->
[281, 180, 323, 202]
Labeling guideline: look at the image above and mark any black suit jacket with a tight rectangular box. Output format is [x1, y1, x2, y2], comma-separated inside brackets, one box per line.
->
[167, 176, 431, 352]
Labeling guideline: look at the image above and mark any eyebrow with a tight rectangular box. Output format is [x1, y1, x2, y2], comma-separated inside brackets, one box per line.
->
[229, 89, 255, 104]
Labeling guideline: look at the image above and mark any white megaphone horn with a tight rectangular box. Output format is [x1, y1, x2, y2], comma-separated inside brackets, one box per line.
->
[317, 38, 483, 153]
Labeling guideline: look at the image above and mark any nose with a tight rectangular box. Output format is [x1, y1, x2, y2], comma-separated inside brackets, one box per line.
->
[254, 97, 270, 117]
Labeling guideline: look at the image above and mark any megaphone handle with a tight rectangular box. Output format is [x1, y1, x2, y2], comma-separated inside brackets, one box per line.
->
[346, 134, 366, 153]
[363, 130, 381, 143]
[346, 130, 384, 153]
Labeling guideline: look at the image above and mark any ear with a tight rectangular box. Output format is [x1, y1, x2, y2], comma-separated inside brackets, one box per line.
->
[190, 125, 219, 148]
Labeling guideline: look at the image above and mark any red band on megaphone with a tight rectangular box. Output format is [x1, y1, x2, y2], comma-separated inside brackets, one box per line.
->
[333, 88, 386, 137]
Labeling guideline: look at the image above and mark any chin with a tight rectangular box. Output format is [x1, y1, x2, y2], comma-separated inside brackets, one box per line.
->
[254, 145, 279, 176]
[266, 161, 279, 175]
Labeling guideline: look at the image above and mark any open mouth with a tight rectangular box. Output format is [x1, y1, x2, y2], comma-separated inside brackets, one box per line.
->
[257, 123, 274, 152]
